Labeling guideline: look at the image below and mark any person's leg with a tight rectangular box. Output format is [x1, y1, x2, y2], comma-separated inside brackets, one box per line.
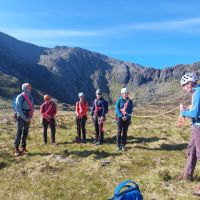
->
[183, 132, 197, 179]
[93, 116, 99, 143]
[100, 122, 104, 144]
[50, 118, 56, 144]
[14, 117, 23, 155]
[122, 120, 130, 150]
[116, 118, 123, 149]
[42, 118, 48, 144]
[193, 126, 200, 161]
[96, 121, 104, 145]
[21, 120, 30, 150]
[81, 116, 87, 143]
[76, 117, 81, 142]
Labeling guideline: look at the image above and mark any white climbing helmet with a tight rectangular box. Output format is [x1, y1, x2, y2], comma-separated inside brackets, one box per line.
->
[180, 72, 198, 86]
[78, 92, 84, 97]
[121, 88, 129, 94]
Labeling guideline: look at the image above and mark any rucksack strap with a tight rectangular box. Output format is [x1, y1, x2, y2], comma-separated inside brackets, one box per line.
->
[114, 179, 139, 197]
[120, 99, 129, 115]
[21, 92, 33, 114]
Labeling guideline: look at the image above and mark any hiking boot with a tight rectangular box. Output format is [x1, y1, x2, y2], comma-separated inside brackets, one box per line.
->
[193, 185, 200, 196]
[14, 149, 20, 156]
[121, 146, 127, 151]
[74, 137, 81, 143]
[92, 140, 98, 144]
[178, 172, 193, 181]
[116, 146, 121, 151]
[21, 148, 28, 155]
[95, 141, 102, 145]
[52, 142, 57, 146]
[82, 139, 86, 144]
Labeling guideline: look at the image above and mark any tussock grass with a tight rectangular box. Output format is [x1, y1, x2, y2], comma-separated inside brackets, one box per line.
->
[0, 107, 199, 200]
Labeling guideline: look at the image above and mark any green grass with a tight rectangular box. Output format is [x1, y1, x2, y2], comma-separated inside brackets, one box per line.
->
[0, 107, 199, 200]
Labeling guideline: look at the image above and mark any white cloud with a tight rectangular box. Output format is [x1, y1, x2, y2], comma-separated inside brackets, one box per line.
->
[1, 28, 101, 39]
[2, 17, 200, 42]
[99, 17, 200, 34]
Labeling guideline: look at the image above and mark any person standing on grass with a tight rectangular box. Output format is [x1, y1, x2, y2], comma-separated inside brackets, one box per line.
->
[178, 73, 200, 183]
[115, 88, 133, 151]
[40, 94, 57, 145]
[91, 89, 108, 145]
[75, 92, 88, 143]
[14, 83, 34, 156]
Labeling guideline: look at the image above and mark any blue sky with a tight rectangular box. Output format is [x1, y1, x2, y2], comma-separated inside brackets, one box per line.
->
[0, 0, 200, 68]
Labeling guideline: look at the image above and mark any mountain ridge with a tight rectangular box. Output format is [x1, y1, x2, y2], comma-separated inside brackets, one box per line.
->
[0, 31, 199, 105]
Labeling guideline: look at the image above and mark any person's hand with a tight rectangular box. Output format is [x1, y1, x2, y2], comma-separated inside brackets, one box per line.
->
[100, 117, 104, 123]
[187, 105, 193, 109]
[180, 104, 186, 111]
[122, 116, 127, 121]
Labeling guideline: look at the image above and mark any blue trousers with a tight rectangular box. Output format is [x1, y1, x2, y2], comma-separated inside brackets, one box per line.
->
[14, 117, 30, 149]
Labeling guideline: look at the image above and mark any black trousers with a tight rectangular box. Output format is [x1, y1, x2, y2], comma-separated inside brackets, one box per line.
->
[93, 116, 104, 143]
[42, 118, 56, 143]
[116, 117, 130, 147]
[14, 117, 30, 149]
[76, 116, 87, 141]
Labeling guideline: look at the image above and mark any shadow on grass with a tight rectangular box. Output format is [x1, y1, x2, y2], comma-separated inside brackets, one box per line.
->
[27, 152, 53, 157]
[66, 149, 121, 159]
[0, 151, 17, 170]
[104, 135, 116, 144]
[135, 143, 188, 151]
[0, 161, 7, 170]
[127, 136, 167, 144]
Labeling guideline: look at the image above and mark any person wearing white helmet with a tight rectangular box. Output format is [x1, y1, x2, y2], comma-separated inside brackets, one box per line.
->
[13, 83, 34, 156]
[75, 92, 88, 143]
[115, 87, 133, 151]
[91, 89, 108, 145]
[178, 72, 200, 187]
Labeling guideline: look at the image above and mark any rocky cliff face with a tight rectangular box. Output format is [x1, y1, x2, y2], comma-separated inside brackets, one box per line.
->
[0, 32, 199, 105]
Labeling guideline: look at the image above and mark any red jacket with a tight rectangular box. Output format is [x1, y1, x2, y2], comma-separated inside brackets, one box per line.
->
[76, 101, 88, 118]
[40, 101, 57, 120]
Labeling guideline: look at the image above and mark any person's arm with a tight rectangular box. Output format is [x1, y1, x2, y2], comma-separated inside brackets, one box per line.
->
[115, 99, 122, 118]
[181, 91, 200, 119]
[16, 95, 28, 121]
[45, 102, 57, 117]
[40, 103, 47, 118]
[91, 100, 95, 116]
[75, 102, 79, 116]
[31, 96, 34, 113]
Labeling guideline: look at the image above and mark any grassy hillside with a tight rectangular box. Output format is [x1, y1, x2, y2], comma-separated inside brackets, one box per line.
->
[0, 103, 199, 200]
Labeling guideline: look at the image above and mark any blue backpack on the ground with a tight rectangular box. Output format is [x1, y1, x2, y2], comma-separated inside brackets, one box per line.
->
[108, 180, 143, 200]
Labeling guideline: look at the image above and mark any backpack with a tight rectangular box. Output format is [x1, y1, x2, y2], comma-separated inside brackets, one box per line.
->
[108, 180, 143, 200]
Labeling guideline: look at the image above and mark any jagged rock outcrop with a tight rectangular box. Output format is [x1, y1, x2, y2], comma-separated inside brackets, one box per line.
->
[0, 31, 199, 105]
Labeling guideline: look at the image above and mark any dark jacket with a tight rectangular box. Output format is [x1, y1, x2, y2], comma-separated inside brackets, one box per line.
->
[91, 98, 108, 117]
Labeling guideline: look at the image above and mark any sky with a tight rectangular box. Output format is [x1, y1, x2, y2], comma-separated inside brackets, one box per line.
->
[0, 0, 200, 68]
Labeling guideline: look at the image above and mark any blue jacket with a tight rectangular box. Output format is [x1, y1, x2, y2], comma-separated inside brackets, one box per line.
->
[91, 98, 108, 117]
[181, 84, 200, 125]
[115, 96, 133, 119]
[16, 89, 34, 121]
